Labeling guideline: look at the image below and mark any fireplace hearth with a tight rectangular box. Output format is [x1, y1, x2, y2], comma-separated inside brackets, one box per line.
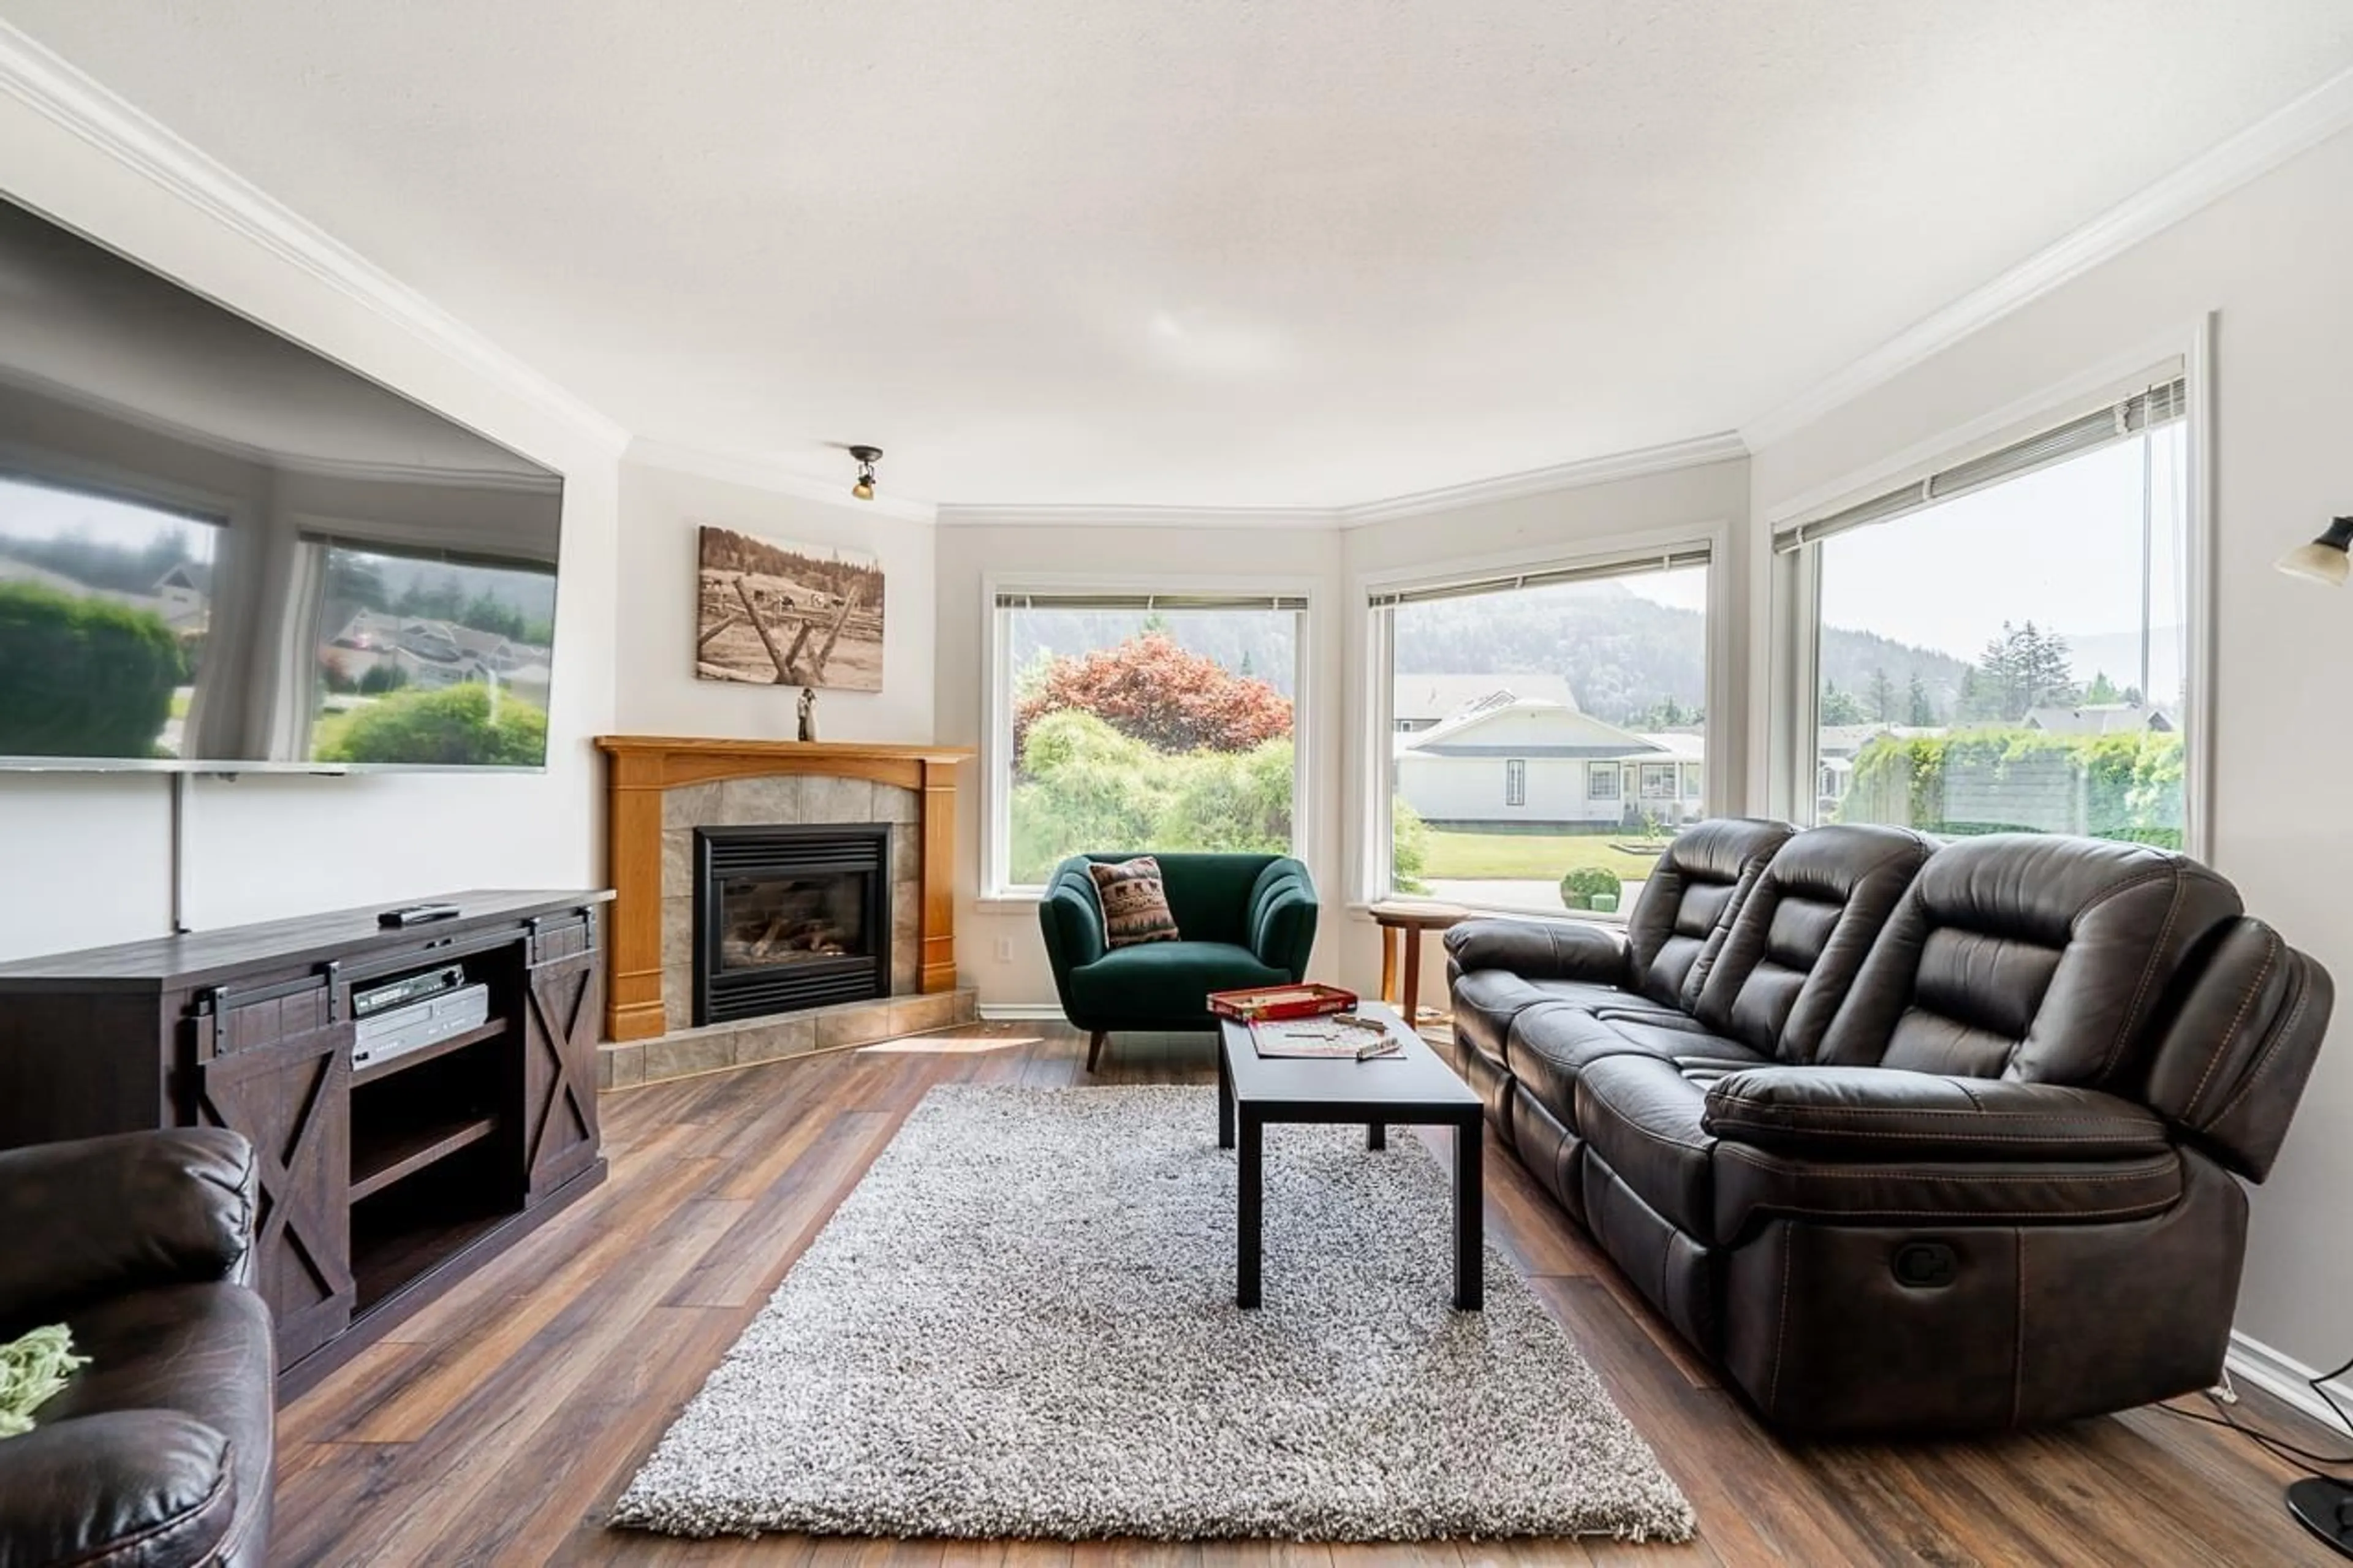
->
[693, 824, 891, 1026]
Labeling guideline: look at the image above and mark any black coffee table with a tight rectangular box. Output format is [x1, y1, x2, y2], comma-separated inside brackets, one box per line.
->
[1216, 1001, 1486, 1311]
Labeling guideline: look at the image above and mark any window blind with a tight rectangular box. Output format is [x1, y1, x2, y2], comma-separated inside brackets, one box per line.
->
[304, 531, 554, 572]
[995, 589, 1307, 612]
[1366, 546, 1711, 610]
[1773, 372, 2188, 555]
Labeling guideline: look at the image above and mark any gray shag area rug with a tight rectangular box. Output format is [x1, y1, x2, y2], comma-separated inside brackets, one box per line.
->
[611, 1083, 1694, 1543]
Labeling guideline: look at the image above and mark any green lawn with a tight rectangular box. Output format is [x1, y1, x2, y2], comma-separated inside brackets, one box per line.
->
[1419, 827, 1665, 882]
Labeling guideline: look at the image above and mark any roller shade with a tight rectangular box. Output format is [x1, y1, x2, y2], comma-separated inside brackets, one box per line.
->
[995, 590, 1307, 611]
[1773, 371, 2188, 555]
[1367, 545, 1711, 609]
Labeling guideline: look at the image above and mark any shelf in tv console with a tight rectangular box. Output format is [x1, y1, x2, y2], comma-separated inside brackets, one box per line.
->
[0, 888, 613, 1399]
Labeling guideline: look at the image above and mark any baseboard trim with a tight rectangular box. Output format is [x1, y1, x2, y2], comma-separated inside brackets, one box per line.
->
[977, 1004, 1067, 1022]
[2226, 1330, 2353, 1434]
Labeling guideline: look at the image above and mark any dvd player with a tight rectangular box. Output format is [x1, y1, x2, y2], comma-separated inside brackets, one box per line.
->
[353, 963, 466, 1018]
[352, 981, 490, 1070]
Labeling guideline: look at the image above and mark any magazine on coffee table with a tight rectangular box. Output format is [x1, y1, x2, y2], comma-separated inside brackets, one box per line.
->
[1248, 1011, 1399, 1059]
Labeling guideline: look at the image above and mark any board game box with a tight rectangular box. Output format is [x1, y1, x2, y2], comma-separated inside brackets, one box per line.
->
[1206, 982, 1359, 1023]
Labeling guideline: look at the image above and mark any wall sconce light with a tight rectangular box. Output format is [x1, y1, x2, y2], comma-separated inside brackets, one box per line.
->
[849, 445, 882, 502]
[2276, 517, 2353, 586]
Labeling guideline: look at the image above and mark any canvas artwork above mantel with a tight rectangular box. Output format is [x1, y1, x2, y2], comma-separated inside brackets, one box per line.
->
[695, 523, 885, 692]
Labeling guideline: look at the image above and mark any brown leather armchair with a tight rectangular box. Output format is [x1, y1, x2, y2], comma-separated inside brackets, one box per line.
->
[0, 1129, 275, 1567]
[1449, 822, 2332, 1435]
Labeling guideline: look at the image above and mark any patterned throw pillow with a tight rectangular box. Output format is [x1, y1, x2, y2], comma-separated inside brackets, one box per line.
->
[1088, 857, 1182, 949]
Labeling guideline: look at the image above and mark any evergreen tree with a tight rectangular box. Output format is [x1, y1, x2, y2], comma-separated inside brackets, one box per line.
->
[1641, 694, 1686, 729]
[1976, 622, 2023, 718]
[326, 552, 390, 615]
[1971, 621, 2078, 720]
[396, 572, 467, 623]
[1866, 667, 1896, 722]
[2018, 621, 2078, 711]
[1907, 673, 1937, 727]
[1819, 680, 1869, 726]
[2084, 670, 2121, 704]
[1955, 665, 1999, 723]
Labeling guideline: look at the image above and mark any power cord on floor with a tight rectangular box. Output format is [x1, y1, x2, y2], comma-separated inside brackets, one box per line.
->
[2158, 1351, 2353, 1478]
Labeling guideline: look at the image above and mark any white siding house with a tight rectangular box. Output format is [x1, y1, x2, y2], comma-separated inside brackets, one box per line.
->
[1393, 672, 1578, 733]
[1395, 698, 1702, 827]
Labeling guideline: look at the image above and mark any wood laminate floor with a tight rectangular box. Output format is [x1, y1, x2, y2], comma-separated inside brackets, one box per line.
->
[277, 1023, 2344, 1566]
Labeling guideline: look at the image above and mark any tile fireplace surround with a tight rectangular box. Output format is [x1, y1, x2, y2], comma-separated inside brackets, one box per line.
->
[595, 736, 977, 1087]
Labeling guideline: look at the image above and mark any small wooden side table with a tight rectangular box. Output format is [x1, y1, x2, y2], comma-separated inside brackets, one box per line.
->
[1370, 900, 1471, 1031]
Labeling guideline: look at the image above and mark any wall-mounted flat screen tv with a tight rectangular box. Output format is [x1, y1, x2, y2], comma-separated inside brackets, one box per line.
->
[0, 195, 566, 772]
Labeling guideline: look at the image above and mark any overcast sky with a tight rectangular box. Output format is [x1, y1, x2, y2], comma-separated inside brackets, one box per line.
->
[1621, 429, 2187, 699]
[1, 474, 216, 556]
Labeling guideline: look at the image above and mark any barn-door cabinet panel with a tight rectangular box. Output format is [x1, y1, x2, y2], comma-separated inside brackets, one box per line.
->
[0, 890, 612, 1395]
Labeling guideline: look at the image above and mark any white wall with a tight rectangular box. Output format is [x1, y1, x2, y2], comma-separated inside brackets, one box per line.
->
[0, 92, 622, 960]
[1396, 754, 1620, 825]
[613, 456, 935, 744]
[1745, 124, 2353, 1374]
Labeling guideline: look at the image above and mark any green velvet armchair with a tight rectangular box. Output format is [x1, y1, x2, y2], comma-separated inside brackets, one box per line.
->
[1038, 852, 1319, 1070]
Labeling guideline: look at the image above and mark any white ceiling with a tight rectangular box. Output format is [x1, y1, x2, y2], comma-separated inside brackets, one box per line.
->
[9, 2, 2353, 509]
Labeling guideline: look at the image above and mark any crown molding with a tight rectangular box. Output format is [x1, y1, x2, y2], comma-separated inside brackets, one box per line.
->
[1741, 64, 2353, 451]
[936, 431, 1749, 531]
[626, 437, 939, 523]
[1337, 431, 1748, 526]
[0, 21, 631, 456]
[936, 501, 1340, 531]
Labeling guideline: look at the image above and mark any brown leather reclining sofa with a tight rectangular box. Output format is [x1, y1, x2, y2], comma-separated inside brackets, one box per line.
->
[1447, 819, 2332, 1434]
[0, 1129, 274, 1567]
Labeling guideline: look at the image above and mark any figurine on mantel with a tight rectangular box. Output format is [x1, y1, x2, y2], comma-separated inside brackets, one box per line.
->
[797, 686, 818, 743]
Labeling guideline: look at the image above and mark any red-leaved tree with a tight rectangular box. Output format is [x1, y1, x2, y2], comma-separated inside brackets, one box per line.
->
[1015, 632, 1292, 757]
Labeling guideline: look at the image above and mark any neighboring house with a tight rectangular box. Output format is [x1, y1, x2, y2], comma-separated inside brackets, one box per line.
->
[448, 624, 552, 675]
[150, 562, 210, 631]
[2023, 702, 2175, 735]
[0, 556, 94, 596]
[1394, 698, 1702, 827]
[322, 608, 550, 698]
[1817, 753, 1855, 815]
[1392, 672, 1578, 733]
[1815, 722, 1944, 817]
[392, 644, 485, 690]
[0, 556, 209, 634]
[498, 661, 554, 708]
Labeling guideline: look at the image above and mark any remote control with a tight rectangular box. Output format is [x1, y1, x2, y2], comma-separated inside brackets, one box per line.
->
[378, 903, 463, 928]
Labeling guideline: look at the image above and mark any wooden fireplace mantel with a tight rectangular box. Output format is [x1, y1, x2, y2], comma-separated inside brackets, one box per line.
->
[596, 736, 976, 1042]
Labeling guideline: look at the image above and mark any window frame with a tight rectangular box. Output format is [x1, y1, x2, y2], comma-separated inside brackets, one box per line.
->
[1503, 757, 1527, 807]
[1587, 762, 1620, 801]
[1764, 321, 2215, 859]
[980, 571, 1319, 901]
[1355, 522, 1733, 909]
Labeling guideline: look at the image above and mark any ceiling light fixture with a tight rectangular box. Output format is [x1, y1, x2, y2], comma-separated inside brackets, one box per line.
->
[848, 445, 882, 502]
[2276, 516, 2353, 586]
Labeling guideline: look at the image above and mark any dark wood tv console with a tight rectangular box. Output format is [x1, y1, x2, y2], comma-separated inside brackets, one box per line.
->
[0, 889, 612, 1395]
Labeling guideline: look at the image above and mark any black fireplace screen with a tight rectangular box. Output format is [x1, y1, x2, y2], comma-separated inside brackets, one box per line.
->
[693, 825, 890, 1025]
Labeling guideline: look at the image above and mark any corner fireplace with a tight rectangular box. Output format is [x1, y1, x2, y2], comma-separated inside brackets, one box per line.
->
[692, 824, 892, 1026]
